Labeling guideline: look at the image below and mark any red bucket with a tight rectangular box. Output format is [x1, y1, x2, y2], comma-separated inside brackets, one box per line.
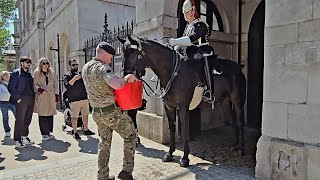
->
[114, 80, 143, 110]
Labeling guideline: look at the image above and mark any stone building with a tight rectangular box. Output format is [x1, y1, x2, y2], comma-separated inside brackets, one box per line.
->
[15, 0, 135, 78]
[1, 49, 16, 71]
[134, 0, 320, 179]
[15, 0, 320, 179]
[134, 0, 265, 145]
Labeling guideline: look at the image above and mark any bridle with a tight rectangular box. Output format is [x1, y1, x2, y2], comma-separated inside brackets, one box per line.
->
[123, 38, 181, 99]
[122, 39, 146, 78]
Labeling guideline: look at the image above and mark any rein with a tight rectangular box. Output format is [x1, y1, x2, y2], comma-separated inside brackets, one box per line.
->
[160, 50, 181, 98]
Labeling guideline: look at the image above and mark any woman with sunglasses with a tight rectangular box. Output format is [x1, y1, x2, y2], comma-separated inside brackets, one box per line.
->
[33, 57, 59, 141]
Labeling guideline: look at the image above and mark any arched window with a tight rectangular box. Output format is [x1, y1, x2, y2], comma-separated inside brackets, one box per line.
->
[199, 0, 223, 31]
[178, 0, 224, 36]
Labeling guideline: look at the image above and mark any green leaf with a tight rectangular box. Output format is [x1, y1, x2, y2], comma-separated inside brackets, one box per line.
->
[0, 0, 15, 58]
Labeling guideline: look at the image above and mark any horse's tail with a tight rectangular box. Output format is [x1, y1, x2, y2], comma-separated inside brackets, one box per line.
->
[236, 72, 247, 107]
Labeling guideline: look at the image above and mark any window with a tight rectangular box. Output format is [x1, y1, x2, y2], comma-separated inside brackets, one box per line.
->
[198, 0, 223, 32]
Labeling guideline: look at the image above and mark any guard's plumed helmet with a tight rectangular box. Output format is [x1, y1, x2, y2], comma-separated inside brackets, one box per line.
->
[182, 0, 193, 14]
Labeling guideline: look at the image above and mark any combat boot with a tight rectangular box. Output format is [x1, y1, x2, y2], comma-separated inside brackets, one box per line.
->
[118, 170, 133, 180]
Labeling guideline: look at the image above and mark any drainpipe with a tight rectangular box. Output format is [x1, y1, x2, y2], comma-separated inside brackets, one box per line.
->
[238, 0, 243, 67]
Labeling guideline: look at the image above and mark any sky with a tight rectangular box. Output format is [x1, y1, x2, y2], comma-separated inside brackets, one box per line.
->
[8, 20, 14, 43]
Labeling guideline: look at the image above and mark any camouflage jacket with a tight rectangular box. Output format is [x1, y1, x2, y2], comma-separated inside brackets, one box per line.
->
[81, 57, 115, 108]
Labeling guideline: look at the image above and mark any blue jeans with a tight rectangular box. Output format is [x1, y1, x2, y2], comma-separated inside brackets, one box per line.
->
[0, 103, 16, 133]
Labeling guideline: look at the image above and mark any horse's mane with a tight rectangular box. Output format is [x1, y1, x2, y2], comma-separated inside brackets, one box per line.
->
[144, 39, 170, 50]
[125, 36, 171, 51]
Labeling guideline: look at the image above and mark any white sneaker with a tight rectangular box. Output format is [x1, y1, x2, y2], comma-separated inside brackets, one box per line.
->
[15, 141, 27, 148]
[42, 135, 51, 141]
[5, 132, 11, 137]
[22, 136, 35, 145]
[48, 133, 55, 139]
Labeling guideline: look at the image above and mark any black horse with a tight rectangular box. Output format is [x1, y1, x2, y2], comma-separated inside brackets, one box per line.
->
[118, 36, 246, 167]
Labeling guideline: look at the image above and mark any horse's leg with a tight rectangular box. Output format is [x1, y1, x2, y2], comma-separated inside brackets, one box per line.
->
[230, 74, 246, 156]
[162, 106, 176, 162]
[221, 98, 239, 151]
[221, 97, 232, 126]
[178, 106, 190, 167]
[233, 103, 245, 156]
[128, 109, 140, 145]
[229, 104, 239, 152]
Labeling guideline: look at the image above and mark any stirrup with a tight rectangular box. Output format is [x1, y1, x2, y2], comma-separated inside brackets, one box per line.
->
[203, 90, 215, 109]
[203, 90, 215, 102]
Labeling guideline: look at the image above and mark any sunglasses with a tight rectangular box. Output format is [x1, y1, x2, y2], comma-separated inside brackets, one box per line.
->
[71, 64, 78, 67]
[42, 62, 49, 65]
[25, 61, 32, 64]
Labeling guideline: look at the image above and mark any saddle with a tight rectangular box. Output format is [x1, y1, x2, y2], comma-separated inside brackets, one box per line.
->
[184, 45, 242, 76]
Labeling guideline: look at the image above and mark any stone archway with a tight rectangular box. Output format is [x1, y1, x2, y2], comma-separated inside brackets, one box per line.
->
[247, 0, 265, 128]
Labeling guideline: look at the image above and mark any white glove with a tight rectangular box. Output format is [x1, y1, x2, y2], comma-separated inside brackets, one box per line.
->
[169, 36, 192, 47]
[169, 38, 177, 46]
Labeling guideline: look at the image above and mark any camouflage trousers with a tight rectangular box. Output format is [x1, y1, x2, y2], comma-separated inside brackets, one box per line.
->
[93, 107, 136, 180]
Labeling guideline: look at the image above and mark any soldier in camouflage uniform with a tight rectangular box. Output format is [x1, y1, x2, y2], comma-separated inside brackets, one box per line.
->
[82, 42, 138, 180]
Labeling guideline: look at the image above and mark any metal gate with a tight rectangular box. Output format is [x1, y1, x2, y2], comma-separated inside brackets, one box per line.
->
[83, 13, 134, 72]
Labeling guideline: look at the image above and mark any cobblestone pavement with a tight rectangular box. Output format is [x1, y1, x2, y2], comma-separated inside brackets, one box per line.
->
[0, 112, 257, 180]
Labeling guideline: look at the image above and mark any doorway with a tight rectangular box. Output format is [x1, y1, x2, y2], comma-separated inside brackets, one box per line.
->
[247, 0, 265, 128]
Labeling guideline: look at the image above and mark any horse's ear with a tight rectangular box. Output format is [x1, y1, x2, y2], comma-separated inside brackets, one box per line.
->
[127, 35, 135, 43]
[117, 36, 126, 44]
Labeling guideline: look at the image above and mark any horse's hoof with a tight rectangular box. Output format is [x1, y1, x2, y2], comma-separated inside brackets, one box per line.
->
[229, 146, 237, 152]
[179, 159, 190, 167]
[162, 154, 173, 162]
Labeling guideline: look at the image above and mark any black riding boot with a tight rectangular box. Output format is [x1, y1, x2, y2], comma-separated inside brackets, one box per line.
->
[203, 57, 214, 103]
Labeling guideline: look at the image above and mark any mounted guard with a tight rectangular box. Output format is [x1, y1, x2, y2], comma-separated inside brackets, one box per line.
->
[169, 0, 222, 105]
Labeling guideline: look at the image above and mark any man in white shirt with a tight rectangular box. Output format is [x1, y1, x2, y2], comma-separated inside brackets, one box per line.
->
[0, 71, 16, 139]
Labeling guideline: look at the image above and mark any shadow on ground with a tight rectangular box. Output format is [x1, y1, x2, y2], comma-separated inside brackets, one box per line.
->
[136, 143, 179, 161]
[15, 146, 47, 161]
[39, 138, 71, 153]
[0, 153, 5, 170]
[78, 136, 99, 154]
[1, 137, 15, 146]
[172, 126, 260, 176]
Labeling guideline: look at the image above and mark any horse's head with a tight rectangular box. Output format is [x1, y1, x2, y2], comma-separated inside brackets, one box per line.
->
[118, 35, 146, 78]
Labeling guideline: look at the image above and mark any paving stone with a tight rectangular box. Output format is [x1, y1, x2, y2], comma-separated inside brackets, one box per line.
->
[0, 112, 256, 180]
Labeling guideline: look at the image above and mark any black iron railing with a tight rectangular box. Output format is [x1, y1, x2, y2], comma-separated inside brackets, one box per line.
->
[83, 13, 135, 71]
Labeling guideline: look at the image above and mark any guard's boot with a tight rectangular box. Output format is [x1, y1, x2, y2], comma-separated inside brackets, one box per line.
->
[203, 57, 215, 104]
[118, 170, 133, 180]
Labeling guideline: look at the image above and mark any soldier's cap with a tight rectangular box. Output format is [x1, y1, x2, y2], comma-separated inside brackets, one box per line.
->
[98, 42, 116, 55]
